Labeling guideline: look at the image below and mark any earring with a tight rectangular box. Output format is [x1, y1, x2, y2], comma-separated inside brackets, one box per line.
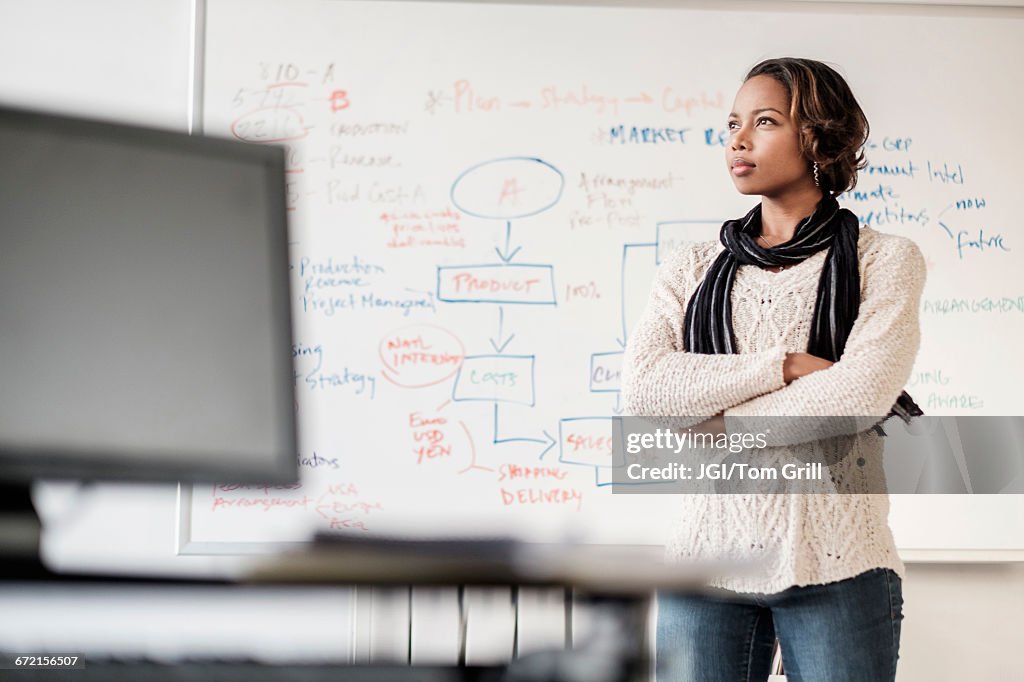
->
[813, 161, 820, 187]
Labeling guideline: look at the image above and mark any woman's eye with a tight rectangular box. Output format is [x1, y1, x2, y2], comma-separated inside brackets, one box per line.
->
[727, 118, 773, 130]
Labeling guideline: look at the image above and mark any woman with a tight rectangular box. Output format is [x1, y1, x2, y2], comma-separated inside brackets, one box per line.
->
[621, 58, 926, 681]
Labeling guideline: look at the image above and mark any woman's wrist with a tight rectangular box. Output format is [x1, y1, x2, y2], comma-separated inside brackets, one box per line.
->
[783, 352, 835, 383]
[783, 352, 797, 383]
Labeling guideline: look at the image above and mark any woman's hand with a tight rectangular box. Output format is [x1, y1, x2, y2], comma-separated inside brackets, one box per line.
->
[783, 352, 834, 384]
[691, 413, 726, 436]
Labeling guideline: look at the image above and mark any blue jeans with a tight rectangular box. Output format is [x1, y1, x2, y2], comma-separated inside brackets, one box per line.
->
[656, 567, 904, 681]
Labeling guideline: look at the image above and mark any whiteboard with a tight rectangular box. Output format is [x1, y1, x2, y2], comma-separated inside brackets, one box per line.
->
[180, 0, 1024, 559]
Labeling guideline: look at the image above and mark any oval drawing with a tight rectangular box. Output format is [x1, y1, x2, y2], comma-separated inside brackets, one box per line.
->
[450, 156, 564, 220]
[379, 324, 465, 389]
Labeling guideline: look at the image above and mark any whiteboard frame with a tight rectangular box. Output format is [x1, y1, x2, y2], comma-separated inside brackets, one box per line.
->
[176, 483, 1024, 561]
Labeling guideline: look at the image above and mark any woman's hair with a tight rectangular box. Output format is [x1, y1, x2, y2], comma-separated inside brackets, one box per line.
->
[745, 57, 869, 195]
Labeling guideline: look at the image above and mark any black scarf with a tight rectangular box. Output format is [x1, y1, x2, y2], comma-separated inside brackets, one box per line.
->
[682, 193, 922, 434]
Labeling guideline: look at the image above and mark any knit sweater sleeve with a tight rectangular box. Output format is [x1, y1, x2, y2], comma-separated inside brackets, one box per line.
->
[723, 236, 927, 427]
[621, 243, 789, 418]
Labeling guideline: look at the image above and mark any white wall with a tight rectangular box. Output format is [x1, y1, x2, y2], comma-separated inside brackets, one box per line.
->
[1, 1, 1022, 679]
[0, 0, 191, 129]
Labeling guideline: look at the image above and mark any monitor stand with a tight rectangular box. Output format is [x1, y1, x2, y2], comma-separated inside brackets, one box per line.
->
[0, 482, 44, 577]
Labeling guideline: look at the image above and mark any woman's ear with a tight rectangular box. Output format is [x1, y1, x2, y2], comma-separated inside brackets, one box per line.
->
[800, 126, 822, 173]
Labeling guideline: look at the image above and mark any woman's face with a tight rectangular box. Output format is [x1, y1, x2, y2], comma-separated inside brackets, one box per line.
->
[726, 75, 815, 198]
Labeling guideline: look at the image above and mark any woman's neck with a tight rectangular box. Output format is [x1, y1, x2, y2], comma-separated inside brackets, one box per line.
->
[760, 187, 824, 243]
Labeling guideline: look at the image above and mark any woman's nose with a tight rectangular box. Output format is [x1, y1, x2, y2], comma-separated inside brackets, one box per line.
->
[730, 125, 750, 150]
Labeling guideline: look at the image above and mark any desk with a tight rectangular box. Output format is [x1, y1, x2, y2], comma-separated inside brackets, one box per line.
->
[1, 538, 760, 681]
[245, 536, 760, 682]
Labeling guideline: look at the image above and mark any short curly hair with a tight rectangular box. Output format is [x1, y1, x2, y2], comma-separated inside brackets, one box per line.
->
[744, 58, 869, 196]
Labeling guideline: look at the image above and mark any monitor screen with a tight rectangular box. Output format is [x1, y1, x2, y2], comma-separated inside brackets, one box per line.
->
[0, 105, 297, 484]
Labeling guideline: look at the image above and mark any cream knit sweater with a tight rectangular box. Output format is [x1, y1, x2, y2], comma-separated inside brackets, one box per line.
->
[621, 224, 927, 594]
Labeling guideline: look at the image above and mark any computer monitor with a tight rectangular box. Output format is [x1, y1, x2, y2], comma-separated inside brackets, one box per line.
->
[0, 104, 298, 484]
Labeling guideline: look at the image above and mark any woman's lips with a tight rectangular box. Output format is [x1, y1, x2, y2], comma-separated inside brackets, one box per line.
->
[732, 164, 755, 176]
